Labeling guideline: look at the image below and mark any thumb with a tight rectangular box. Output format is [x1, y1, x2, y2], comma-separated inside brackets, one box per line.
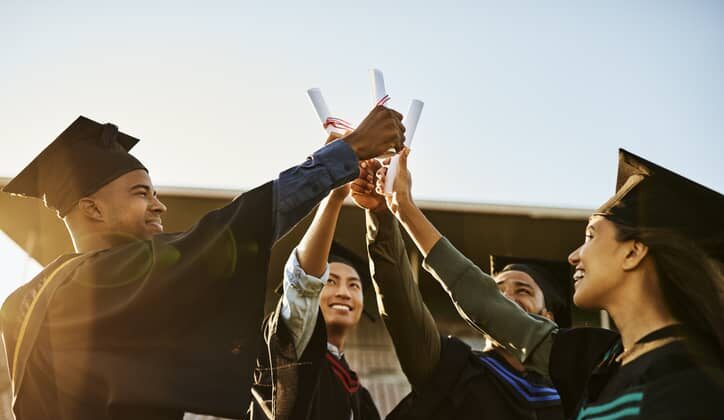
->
[398, 147, 411, 170]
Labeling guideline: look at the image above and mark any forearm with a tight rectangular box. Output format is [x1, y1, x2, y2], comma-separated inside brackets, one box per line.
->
[280, 249, 327, 359]
[296, 195, 344, 277]
[395, 199, 442, 257]
[273, 140, 359, 243]
[423, 237, 556, 376]
[366, 210, 441, 388]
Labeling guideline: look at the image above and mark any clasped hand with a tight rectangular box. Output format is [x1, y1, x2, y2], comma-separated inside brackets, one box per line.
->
[349, 148, 413, 215]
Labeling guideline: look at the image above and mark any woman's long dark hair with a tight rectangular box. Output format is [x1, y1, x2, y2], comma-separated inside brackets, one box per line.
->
[613, 221, 724, 357]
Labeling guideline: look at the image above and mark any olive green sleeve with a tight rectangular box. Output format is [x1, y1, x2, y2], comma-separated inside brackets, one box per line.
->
[366, 210, 441, 388]
[422, 236, 556, 376]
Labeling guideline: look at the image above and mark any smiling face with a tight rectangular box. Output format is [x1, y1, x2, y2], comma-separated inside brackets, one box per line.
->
[319, 261, 364, 332]
[568, 215, 632, 309]
[495, 270, 551, 319]
[89, 169, 168, 240]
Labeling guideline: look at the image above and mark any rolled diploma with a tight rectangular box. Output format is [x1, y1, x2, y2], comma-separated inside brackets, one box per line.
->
[384, 99, 424, 194]
[370, 68, 389, 106]
[307, 88, 347, 135]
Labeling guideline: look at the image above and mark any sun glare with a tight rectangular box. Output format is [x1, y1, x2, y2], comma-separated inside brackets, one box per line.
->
[0, 231, 42, 302]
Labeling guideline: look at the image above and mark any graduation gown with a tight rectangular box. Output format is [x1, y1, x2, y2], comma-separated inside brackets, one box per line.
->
[550, 328, 724, 419]
[1, 183, 275, 419]
[251, 307, 380, 420]
[387, 337, 564, 420]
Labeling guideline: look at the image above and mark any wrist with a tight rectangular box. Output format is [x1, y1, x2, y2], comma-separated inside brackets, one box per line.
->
[341, 132, 362, 158]
[370, 205, 394, 220]
[396, 192, 414, 208]
[395, 196, 417, 221]
[326, 192, 346, 206]
[371, 201, 390, 214]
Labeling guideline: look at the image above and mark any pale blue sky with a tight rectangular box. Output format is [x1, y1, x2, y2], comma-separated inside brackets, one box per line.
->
[1, 0, 722, 212]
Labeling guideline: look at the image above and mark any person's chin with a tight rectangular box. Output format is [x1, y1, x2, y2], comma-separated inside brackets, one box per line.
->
[145, 222, 164, 235]
[325, 316, 357, 330]
[572, 287, 599, 310]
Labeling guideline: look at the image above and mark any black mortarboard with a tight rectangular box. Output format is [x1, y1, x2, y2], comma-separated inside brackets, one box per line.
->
[595, 149, 724, 262]
[274, 242, 379, 321]
[2, 116, 147, 217]
[490, 255, 573, 328]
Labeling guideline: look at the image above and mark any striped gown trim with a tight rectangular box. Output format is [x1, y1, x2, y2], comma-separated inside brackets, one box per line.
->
[576, 391, 643, 420]
[479, 356, 561, 402]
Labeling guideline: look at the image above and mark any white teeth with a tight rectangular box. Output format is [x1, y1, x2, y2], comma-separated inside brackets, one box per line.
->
[573, 270, 585, 281]
[331, 304, 351, 312]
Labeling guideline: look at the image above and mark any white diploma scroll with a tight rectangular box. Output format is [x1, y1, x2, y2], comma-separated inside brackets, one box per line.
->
[370, 68, 390, 107]
[307, 88, 351, 135]
[384, 99, 424, 195]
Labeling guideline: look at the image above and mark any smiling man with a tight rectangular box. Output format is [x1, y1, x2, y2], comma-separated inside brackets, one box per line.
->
[63, 168, 168, 250]
[491, 256, 572, 332]
[486, 256, 572, 373]
[251, 167, 380, 420]
[0, 111, 403, 420]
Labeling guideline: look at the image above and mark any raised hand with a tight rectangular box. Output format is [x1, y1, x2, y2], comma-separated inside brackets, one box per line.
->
[350, 159, 387, 213]
[342, 106, 405, 160]
[376, 148, 412, 215]
[375, 148, 441, 256]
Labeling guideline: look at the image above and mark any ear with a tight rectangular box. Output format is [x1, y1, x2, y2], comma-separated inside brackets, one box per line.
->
[77, 197, 104, 222]
[622, 239, 649, 271]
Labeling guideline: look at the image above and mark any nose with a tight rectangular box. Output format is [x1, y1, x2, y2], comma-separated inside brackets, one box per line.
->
[335, 284, 352, 299]
[151, 196, 168, 214]
[568, 246, 581, 266]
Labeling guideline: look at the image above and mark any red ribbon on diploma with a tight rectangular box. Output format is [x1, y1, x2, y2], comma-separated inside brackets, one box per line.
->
[323, 117, 355, 132]
[376, 94, 390, 107]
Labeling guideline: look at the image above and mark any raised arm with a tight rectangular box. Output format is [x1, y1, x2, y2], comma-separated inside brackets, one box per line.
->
[280, 162, 351, 359]
[351, 159, 441, 388]
[377, 149, 557, 376]
[366, 209, 441, 388]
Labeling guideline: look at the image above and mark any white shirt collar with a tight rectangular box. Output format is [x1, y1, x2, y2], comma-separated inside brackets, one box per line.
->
[327, 342, 344, 359]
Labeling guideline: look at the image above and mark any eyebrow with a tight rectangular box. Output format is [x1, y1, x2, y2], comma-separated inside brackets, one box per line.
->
[329, 273, 362, 283]
[131, 184, 157, 196]
[511, 280, 534, 290]
[497, 279, 534, 289]
[498, 279, 534, 291]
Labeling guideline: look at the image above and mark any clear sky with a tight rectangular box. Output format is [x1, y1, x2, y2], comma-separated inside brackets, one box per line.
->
[1, 6, 723, 409]
[2, 1, 722, 210]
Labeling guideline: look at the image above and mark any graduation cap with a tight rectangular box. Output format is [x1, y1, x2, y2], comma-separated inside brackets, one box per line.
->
[274, 242, 379, 321]
[490, 255, 573, 328]
[2, 116, 147, 217]
[595, 149, 724, 262]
